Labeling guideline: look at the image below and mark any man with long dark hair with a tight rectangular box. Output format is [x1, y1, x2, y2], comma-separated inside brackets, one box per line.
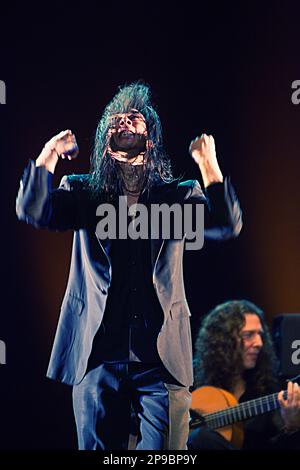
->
[16, 82, 242, 450]
[189, 300, 300, 450]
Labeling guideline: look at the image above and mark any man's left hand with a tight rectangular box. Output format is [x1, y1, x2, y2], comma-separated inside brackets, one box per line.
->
[278, 381, 300, 432]
[189, 134, 223, 187]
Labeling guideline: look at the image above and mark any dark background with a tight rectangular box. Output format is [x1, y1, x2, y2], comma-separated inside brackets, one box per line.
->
[0, 1, 299, 449]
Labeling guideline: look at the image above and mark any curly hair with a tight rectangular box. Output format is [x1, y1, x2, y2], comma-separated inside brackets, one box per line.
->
[194, 300, 279, 396]
[87, 81, 175, 200]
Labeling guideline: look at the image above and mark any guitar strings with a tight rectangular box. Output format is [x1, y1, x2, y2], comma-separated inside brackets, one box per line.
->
[195, 392, 280, 426]
[203, 394, 278, 420]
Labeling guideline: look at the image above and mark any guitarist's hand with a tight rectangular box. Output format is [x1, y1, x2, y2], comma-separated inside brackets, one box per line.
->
[278, 381, 300, 432]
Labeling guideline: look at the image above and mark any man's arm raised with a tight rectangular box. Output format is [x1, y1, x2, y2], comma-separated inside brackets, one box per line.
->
[16, 130, 82, 230]
[188, 133, 242, 240]
[35, 129, 79, 173]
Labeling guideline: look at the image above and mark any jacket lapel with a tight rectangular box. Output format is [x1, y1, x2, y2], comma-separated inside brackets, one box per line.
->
[139, 184, 166, 278]
[151, 238, 165, 278]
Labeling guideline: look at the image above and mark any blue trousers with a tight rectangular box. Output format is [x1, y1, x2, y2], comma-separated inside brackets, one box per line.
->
[72, 362, 191, 450]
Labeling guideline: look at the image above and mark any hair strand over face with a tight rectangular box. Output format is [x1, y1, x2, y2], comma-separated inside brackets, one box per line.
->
[87, 81, 175, 200]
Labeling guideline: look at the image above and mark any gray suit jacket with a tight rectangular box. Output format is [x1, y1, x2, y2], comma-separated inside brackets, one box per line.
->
[16, 160, 242, 387]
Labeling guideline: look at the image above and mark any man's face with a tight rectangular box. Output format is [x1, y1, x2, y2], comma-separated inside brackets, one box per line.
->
[110, 109, 147, 152]
[240, 313, 264, 370]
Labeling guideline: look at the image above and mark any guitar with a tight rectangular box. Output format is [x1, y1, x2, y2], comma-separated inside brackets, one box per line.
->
[190, 385, 291, 449]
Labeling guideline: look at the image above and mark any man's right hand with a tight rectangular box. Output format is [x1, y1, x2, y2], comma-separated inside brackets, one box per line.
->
[36, 130, 79, 173]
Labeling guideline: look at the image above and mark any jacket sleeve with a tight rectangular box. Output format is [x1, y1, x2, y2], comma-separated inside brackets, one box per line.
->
[16, 160, 83, 231]
[187, 177, 243, 240]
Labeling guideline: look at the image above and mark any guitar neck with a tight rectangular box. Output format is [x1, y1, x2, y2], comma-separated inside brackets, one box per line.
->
[203, 390, 285, 430]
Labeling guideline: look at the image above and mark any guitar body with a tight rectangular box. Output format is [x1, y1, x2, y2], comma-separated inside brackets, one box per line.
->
[191, 386, 245, 449]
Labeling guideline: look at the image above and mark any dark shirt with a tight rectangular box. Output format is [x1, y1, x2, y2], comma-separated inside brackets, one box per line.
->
[88, 194, 164, 367]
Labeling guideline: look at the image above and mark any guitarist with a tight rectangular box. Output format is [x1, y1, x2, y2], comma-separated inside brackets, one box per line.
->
[189, 300, 300, 450]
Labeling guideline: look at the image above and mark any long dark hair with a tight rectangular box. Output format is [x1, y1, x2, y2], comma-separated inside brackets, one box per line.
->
[194, 300, 279, 396]
[88, 81, 175, 200]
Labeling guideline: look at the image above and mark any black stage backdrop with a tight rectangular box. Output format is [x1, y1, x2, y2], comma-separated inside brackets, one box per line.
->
[0, 1, 299, 451]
